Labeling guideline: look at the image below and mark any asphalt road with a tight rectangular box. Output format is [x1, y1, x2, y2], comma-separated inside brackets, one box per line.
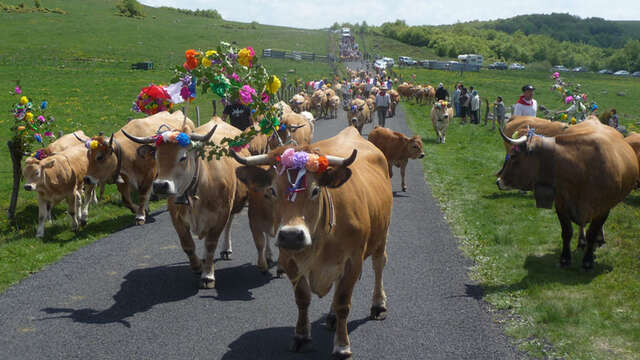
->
[0, 91, 518, 359]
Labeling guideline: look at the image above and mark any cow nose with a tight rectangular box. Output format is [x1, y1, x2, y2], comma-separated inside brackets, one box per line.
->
[153, 180, 170, 195]
[24, 184, 34, 191]
[419, 153, 425, 159]
[277, 228, 307, 250]
[496, 179, 503, 190]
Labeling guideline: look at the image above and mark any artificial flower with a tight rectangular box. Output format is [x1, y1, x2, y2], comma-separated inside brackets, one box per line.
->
[205, 50, 217, 57]
[19, 96, 28, 105]
[266, 75, 281, 94]
[261, 92, 269, 104]
[238, 47, 255, 67]
[202, 57, 212, 67]
[44, 131, 53, 137]
[17, 126, 25, 131]
[239, 85, 257, 105]
[176, 132, 191, 147]
[561, 113, 568, 120]
[15, 86, 21, 94]
[25, 112, 34, 122]
[34, 133, 42, 143]
[41, 101, 47, 110]
[571, 117, 577, 125]
[38, 115, 46, 123]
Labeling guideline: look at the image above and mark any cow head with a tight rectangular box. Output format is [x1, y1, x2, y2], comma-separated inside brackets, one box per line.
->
[350, 102, 365, 126]
[405, 135, 425, 159]
[233, 147, 357, 251]
[267, 122, 306, 150]
[74, 132, 120, 185]
[432, 101, 451, 121]
[121, 125, 217, 196]
[23, 156, 57, 191]
[497, 127, 556, 198]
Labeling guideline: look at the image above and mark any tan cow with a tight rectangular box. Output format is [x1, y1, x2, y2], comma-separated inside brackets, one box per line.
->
[310, 90, 328, 119]
[365, 96, 375, 123]
[348, 98, 370, 134]
[77, 111, 194, 225]
[324, 88, 336, 99]
[275, 100, 293, 115]
[368, 126, 425, 192]
[431, 101, 453, 143]
[327, 95, 340, 119]
[23, 144, 92, 237]
[396, 83, 415, 101]
[268, 113, 313, 150]
[499, 120, 639, 269]
[624, 132, 640, 187]
[290, 93, 310, 114]
[122, 119, 248, 288]
[232, 126, 393, 359]
[388, 89, 400, 117]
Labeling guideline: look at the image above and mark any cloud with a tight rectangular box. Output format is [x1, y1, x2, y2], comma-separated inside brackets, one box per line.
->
[139, 0, 640, 29]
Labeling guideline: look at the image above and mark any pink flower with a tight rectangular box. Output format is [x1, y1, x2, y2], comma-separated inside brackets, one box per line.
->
[261, 92, 269, 104]
[15, 86, 21, 94]
[239, 85, 256, 105]
[247, 47, 255, 57]
[44, 131, 53, 137]
[180, 86, 190, 100]
[38, 115, 46, 123]
[231, 73, 240, 82]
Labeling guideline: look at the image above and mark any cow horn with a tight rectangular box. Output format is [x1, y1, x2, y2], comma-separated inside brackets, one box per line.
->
[230, 151, 272, 166]
[189, 125, 217, 142]
[108, 133, 114, 147]
[499, 127, 527, 145]
[121, 129, 155, 144]
[73, 132, 90, 143]
[326, 149, 358, 167]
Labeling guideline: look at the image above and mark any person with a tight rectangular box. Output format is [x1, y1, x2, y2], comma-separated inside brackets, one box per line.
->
[513, 85, 537, 117]
[608, 109, 619, 129]
[459, 87, 470, 124]
[375, 84, 391, 127]
[435, 83, 449, 101]
[452, 83, 462, 118]
[222, 98, 252, 131]
[470, 89, 480, 124]
[493, 96, 506, 130]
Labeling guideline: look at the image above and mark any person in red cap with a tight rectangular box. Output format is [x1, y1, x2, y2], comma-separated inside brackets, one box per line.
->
[513, 84, 537, 117]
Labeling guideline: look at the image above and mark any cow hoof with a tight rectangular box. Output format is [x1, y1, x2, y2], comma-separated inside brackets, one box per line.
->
[325, 313, 337, 331]
[370, 305, 388, 320]
[136, 217, 146, 225]
[36, 232, 44, 239]
[577, 242, 586, 250]
[290, 336, 312, 353]
[276, 266, 286, 278]
[267, 259, 278, 269]
[200, 278, 216, 289]
[582, 257, 594, 271]
[559, 257, 571, 268]
[80, 219, 88, 227]
[331, 351, 353, 360]
[220, 251, 232, 261]
[402, 186, 407, 192]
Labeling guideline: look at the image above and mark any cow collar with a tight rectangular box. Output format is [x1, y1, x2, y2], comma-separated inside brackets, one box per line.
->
[324, 187, 336, 231]
[174, 152, 200, 206]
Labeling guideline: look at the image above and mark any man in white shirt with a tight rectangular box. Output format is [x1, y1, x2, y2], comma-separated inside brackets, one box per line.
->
[513, 85, 537, 117]
[375, 84, 391, 127]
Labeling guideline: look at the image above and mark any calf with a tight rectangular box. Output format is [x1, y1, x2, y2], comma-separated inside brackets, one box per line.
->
[431, 100, 453, 143]
[368, 126, 425, 192]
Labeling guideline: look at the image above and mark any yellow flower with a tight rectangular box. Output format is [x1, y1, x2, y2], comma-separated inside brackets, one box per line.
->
[202, 57, 212, 67]
[17, 126, 25, 131]
[561, 113, 568, 120]
[267, 75, 281, 94]
[90, 140, 99, 150]
[205, 50, 217, 57]
[571, 117, 577, 125]
[25, 112, 34, 122]
[19, 96, 29, 105]
[238, 47, 254, 67]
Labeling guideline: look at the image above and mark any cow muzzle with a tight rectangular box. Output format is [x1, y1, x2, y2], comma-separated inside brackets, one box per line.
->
[83, 176, 98, 185]
[276, 225, 311, 251]
[496, 178, 511, 191]
[24, 183, 36, 191]
[153, 179, 175, 195]
[419, 153, 425, 159]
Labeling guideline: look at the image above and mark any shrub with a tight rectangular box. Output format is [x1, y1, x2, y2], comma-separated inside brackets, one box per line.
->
[116, 0, 144, 18]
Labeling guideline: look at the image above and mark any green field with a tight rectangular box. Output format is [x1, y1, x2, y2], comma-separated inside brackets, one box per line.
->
[399, 67, 640, 359]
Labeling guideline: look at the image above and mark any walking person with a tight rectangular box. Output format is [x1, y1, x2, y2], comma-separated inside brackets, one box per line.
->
[453, 83, 462, 118]
[375, 84, 391, 127]
[470, 89, 480, 124]
[459, 87, 470, 124]
[435, 83, 449, 101]
[493, 96, 506, 130]
[513, 85, 537, 117]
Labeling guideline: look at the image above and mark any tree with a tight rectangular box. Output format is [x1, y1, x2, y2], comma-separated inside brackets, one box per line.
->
[116, 0, 145, 18]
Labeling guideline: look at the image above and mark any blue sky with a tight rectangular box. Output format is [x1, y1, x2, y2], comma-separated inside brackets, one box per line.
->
[139, 0, 639, 29]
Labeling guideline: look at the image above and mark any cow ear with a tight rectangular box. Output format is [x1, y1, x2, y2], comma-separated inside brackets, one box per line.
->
[318, 167, 352, 188]
[136, 145, 156, 160]
[42, 159, 56, 169]
[236, 166, 275, 191]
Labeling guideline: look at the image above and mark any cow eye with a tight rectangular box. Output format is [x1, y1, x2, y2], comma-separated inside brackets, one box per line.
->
[96, 154, 104, 161]
[266, 187, 277, 199]
[310, 187, 320, 199]
[179, 154, 187, 162]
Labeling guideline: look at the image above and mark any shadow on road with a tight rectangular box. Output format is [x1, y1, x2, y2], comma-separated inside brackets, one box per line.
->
[221, 316, 370, 360]
[39, 264, 199, 327]
[200, 263, 275, 301]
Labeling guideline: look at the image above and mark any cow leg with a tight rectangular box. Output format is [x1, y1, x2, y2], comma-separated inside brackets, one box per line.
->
[81, 184, 95, 226]
[577, 225, 586, 249]
[387, 161, 393, 179]
[36, 197, 48, 238]
[117, 181, 137, 214]
[290, 276, 313, 353]
[250, 222, 268, 272]
[135, 184, 152, 225]
[169, 207, 201, 274]
[557, 211, 573, 267]
[583, 212, 609, 270]
[46, 201, 53, 223]
[66, 193, 80, 232]
[400, 160, 408, 192]
[331, 258, 362, 359]
[201, 229, 223, 288]
[220, 214, 233, 261]
[370, 248, 388, 320]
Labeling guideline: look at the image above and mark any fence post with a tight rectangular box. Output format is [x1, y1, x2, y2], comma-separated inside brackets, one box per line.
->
[7, 141, 23, 220]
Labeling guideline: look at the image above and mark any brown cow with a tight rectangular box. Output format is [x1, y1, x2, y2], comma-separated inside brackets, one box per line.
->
[368, 126, 425, 192]
[77, 111, 194, 224]
[396, 83, 415, 101]
[327, 95, 340, 119]
[23, 144, 92, 237]
[310, 90, 328, 119]
[388, 89, 400, 117]
[290, 93, 310, 114]
[498, 120, 639, 269]
[348, 98, 370, 134]
[268, 113, 313, 150]
[431, 101, 453, 144]
[232, 126, 393, 359]
[624, 132, 640, 187]
[122, 118, 248, 288]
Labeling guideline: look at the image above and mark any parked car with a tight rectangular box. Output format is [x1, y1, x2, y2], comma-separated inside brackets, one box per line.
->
[488, 62, 507, 70]
[552, 65, 569, 72]
[598, 69, 613, 74]
[509, 63, 525, 70]
[614, 70, 630, 76]
[572, 66, 587, 72]
[374, 59, 387, 70]
[381, 57, 394, 66]
[632, 71, 640, 78]
[398, 56, 417, 66]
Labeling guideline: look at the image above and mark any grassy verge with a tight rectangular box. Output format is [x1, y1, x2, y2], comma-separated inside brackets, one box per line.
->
[401, 68, 640, 359]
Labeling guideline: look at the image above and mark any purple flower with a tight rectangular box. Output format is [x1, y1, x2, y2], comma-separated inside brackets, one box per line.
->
[48, 116, 55, 122]
[44, 131, 53, 137]
[180, 86, 191, 100]
[15, 86, 22, 94]
[292, 151, 309, 169]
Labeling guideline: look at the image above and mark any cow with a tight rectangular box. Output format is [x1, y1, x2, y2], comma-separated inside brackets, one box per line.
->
[348, 98, 370, 134]
[75, 111, 194, 225]
[310, 90, 327, 119]
[327, 95, 340, 119]
[275, 100, 293, 115]
[368, 126, 425, 192]
[396, 83, 415, 101]
[431, 100, 453, 144]
[624, 132, 640, 187]
[388, 89, 400, 117]
[365, 96, 375, 123]
[231, 126, 393, 359]
[122, 118, 249, 288]
[324, 88, 337, 100]
[498, 120, 639, 270]
[22, 143, 92, 238]
[290, 93, 310, 114]
[300, 111, 315, 135]
[268, 112, 313, 150]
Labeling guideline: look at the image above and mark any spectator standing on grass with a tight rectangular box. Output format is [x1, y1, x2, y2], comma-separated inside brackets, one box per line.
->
[513, 84, 537, 117]
[459, 87, 470, 124]
[493, 96, 506, 130]
[470, 89, 480, 124]
[222, 98, 252, 131]
[453, 83, 462, 118]
[375, 84, 391, 127]
[435, 83, 449, 101]
[608, 109, 619, 129]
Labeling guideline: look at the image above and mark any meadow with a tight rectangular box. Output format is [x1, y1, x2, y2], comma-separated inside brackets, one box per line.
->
[398, 67, 640, 359]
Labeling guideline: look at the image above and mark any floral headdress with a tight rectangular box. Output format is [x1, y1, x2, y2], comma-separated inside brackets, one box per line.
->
[152, 131, 191, 147]
[10, 84, 56, 156]
[275, 148, 329, 201]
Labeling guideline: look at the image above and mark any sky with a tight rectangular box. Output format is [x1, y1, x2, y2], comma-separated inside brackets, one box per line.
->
[139, 0, 639, 29]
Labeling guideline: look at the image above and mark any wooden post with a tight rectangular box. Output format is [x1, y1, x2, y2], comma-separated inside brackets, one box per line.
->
[7, 141, 23, 220]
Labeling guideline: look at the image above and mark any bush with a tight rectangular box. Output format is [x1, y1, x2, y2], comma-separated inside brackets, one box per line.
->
[34, 0, 40, 8]
[116, 0, 144, 18]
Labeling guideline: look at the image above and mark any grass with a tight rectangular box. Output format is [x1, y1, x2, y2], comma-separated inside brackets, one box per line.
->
[400, 67, 640, 359]
[0, 0, 335, 292]
[360, 33, 441, 61]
